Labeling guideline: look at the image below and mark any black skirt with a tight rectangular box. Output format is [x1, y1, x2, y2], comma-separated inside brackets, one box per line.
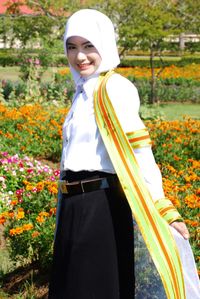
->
[48, 170, 135, 299]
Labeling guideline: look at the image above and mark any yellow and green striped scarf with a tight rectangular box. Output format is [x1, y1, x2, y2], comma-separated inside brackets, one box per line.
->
[94, 70, 185, 299]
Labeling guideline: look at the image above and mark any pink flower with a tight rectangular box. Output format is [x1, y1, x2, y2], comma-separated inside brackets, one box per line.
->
[16, 189, 23, 196]
[2, 152, 8, 157]
[43, 167, 50, 173]
[34, 58, 40, 65]
[54, 170, 60, 177]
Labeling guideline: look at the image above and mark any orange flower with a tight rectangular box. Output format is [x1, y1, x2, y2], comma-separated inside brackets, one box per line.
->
[36, 181, 45, 191]
[0, 216, 6, 224]
[36, 216, 45, 223]
[9, 226, 24, 236]
[11, 199, 18, 206]
[39, 211, 49, 217]
[15, 226, 24, 234]
[49, 207, 57, 216]
[47, 182, 58, 194]
[22, 223, 33, 231]
[32, 231, 40, 238]
[185, 194, 200, 209]
[8, 211, 14, 218]
[185, 219, 199, 227]
[173, 155, 181, 161]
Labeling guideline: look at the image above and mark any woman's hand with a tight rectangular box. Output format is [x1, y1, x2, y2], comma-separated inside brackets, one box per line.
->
[170, 221, 190, 240]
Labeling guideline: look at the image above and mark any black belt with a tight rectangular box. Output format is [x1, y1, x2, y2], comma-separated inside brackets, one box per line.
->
[59, 176, 118, 195]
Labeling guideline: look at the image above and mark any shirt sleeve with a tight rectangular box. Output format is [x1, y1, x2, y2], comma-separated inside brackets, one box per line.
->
[106, 73, 145, 132]
[106, 73, 165, 201]
[133, 147, 165, 201]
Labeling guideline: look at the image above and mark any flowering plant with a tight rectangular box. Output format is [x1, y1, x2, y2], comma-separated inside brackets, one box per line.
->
[146, 118, 200, 274]
[0, 152, 59, 268]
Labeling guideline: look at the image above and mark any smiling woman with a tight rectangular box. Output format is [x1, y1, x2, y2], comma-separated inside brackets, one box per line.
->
[66, 37, 102, 77]
[48, 8, 200, 299]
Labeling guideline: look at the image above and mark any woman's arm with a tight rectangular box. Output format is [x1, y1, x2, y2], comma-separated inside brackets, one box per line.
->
[106, 73, 189, 239]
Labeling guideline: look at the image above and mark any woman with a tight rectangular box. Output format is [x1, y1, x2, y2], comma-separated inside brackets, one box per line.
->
[48, 9, 200, 299]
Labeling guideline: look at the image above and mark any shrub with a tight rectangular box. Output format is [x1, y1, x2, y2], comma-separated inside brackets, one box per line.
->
[0, 152, 59, 269]
[0, 106, 199, 274]
[146, 118, 200, 273]
[0, 104, 68, 161]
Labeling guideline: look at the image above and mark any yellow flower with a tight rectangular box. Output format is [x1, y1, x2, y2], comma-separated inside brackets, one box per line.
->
[16, 209, 25, 220]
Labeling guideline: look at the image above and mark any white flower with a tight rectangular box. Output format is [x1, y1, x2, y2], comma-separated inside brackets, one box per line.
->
[0, 176, 5, 182]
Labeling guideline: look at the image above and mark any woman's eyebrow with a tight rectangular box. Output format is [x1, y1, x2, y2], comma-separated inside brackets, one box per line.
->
[67, 42, 75, 46]
[67, 41, 93, 46]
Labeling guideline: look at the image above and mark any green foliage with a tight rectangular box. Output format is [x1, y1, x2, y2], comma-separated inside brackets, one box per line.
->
[0, 152, 58, 269]
[0, 109, 199, 275]
[0, 105, 67, 161]
[146, 118, 200, 270]
[128, 77, 200, 104]
[120, 56, 200, 68]
[0, 52, 20, 66]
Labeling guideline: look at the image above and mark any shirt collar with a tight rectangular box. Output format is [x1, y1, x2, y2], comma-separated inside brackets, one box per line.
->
[74, 73, 99, 98]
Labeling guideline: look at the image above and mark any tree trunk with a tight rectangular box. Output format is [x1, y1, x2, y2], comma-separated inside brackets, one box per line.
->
[149, 48, 157, 104]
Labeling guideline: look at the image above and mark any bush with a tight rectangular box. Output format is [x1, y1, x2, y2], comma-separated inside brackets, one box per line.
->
[146, 118, 200, 273]
[0, 104, 68, 161]
[1, 75, 74, 105]
[0, 53, 20, 66]
[0, 152, 58, 269]
[128, 77, 200, 104]
[0, 104, 199, 274]
[2, 47, 200, 68]
[120, 56, 200, 68]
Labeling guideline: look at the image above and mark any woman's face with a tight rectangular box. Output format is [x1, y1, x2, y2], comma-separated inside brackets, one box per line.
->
[66, 36, 102, 77]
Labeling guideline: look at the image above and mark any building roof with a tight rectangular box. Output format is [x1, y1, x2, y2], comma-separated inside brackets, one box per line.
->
[0, 0, 37, 15]
[0, 0, 69, 17]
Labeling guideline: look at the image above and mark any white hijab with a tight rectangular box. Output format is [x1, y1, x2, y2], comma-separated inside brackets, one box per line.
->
[63, 9, 120, 86]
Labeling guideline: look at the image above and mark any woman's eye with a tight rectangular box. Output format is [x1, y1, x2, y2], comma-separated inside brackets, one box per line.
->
[85, 44, 94, 49]
[67, 45, 76, 50]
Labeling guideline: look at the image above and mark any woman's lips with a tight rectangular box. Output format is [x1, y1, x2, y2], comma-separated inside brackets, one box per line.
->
[78, 63, 92, 70]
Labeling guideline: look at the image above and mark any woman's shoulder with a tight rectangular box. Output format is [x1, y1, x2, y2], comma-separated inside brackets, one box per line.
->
[105, 71, 140, 108]
[106, 71, 137, 91]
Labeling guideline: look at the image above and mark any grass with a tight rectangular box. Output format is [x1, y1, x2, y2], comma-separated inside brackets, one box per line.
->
[157, 103, 200, 120]
[0, 66, 58, 82]
[140, 103, 200, 120]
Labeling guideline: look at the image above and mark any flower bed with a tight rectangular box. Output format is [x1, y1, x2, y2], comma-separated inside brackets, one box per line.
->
[57, 64, 200, 80]
[0, 152, 59, 268]
[0, 105, 199, 274]
[0, 104, 68, 161]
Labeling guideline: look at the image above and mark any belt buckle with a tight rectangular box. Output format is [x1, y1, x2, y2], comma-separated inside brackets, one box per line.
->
[59, 180, 68, 194]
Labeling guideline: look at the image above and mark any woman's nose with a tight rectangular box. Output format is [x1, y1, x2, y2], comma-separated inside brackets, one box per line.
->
[76, 51, 86, 61]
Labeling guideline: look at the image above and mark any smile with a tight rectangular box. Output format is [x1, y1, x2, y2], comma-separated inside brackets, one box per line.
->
[78, 63, 92, 70]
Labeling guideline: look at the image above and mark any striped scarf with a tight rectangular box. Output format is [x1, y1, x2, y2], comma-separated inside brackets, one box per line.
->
[94, 70, 185, 299]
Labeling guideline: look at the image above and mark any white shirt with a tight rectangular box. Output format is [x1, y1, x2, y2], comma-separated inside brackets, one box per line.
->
[61, 73, 165, 201]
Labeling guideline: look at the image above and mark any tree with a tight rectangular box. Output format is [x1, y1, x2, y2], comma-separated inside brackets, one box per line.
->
[0, 0, 82, 49]
[88, 0, 182, 104]
[173, 0, 200, 53]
